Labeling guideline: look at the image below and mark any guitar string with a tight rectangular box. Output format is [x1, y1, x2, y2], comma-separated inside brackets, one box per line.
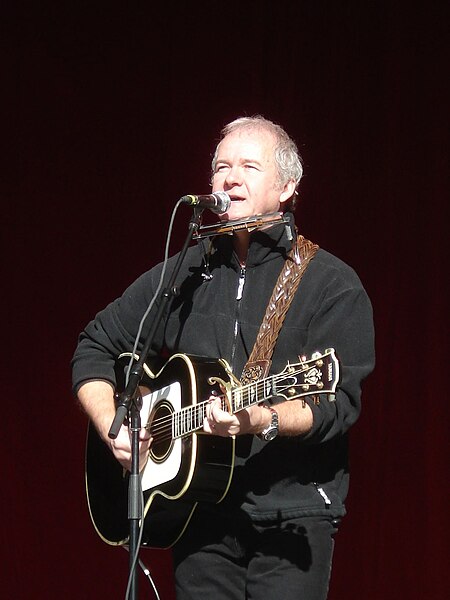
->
[148, 376, 275, 436]
[145, 369, 313, 443]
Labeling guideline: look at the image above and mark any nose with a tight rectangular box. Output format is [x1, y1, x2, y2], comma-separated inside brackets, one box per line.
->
[224, 165, 242, 187]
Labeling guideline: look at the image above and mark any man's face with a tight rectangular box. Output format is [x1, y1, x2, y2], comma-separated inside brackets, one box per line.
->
[212, 128, 294, 221]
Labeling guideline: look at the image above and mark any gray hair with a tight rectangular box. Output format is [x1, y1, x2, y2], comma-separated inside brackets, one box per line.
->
[211, 115, 303, 210]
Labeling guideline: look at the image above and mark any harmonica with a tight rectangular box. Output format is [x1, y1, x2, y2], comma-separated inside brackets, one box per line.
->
[193, 212, 291, 239]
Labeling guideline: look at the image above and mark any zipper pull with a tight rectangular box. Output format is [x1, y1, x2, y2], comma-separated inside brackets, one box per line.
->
[314, 483, 332, 505]
[236, 267, 246, 300]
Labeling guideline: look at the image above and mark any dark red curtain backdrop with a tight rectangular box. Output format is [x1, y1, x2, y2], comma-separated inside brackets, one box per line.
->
[3, 2, 448, 599]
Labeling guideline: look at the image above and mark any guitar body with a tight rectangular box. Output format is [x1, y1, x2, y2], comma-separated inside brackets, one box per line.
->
[85, 348, 340, 549]
[85, 354, 235, 548]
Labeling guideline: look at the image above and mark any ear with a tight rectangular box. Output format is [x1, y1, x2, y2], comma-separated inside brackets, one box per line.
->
[279, 179, 297, 205]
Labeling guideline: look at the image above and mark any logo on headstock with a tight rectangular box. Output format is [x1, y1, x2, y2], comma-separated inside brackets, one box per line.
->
[304, 367, 323, 386]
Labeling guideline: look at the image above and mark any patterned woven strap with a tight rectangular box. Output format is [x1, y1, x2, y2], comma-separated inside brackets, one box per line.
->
[240, 235, 319, 385]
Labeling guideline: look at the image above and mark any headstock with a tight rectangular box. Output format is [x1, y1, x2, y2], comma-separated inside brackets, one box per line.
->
[274, 348, 340, 401]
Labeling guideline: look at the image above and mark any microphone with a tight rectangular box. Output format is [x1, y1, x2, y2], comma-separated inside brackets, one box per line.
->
[180, 191, 231, 214]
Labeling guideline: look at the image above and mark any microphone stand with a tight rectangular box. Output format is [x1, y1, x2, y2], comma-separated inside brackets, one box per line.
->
[108, 207, 204, 599]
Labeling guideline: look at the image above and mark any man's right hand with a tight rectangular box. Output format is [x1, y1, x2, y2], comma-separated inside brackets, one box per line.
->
[77, 379, 152, 472]
[109, 422, 152, 472]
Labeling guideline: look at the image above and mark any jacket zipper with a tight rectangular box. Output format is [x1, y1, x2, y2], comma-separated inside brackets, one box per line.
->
[313, 482, 332, 506]
[230, 266, 246, 369]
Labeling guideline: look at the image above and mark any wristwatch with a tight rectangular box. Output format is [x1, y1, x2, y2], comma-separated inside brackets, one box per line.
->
[258, 407, 279, 441]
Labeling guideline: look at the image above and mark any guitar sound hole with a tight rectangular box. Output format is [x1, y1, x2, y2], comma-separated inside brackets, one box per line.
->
[149, 401, 173, 463]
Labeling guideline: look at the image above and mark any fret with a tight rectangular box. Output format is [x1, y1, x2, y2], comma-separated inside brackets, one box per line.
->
[180, 409, 186, 436]
[173, 410, 180, 438]
[196, 403, 204, 429]
[249, 382, 257, 405]
[183, 407, 189, 435]
[196, 403, 205, 433]
[188, 408, 192, 432]
[265, 378, 274, 398]
[233, 388, 243, 411]
[241, 383, 251, 408]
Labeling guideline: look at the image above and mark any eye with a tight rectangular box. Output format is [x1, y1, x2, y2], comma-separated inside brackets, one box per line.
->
[215, 163, 230, 173]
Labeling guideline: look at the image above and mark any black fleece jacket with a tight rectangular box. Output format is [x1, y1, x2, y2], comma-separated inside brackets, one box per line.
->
[72, 214, 375, 521]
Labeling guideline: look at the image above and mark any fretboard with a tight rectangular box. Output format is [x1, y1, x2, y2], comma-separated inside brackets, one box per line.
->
[172, 376, 276, 439]
[230, 377, 275, 412]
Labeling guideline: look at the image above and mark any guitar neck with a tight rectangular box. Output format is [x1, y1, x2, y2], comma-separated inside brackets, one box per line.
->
[172, 399, 210, 439]
[170, 349, 338, 440]
[229, 377, 275, 413]
[172, 377, 275, 439]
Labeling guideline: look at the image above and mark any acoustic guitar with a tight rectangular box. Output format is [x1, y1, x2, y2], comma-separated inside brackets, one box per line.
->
[85, 348, 339, 548]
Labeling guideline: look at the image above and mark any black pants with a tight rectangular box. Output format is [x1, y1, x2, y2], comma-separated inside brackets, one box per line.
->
[172, 508, 340, 600]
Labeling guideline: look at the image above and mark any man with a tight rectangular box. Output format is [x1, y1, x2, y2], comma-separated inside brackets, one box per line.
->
[72, 115, 375, 599]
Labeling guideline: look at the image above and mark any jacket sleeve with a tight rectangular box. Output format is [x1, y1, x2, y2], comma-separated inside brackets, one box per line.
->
[71, 268, 162, 395]
[300, 267, 375, 444]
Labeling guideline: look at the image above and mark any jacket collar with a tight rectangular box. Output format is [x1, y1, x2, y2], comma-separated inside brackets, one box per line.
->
[211, 211, 297, 269]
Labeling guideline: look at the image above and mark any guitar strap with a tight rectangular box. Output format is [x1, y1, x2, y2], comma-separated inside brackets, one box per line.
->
[240, 234, 319, 385]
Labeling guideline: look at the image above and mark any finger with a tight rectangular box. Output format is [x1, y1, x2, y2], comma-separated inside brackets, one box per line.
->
[139, 427, 152, 441]
[210, 398, 225, 421]
[203, 417, 216, 434]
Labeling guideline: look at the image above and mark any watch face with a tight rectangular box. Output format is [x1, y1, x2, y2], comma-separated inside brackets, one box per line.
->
[259, 408, 279, 441]
[264, 428, 278, 441]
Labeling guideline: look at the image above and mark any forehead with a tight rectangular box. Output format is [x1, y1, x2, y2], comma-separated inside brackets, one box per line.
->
[217, 128, 277, 163]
